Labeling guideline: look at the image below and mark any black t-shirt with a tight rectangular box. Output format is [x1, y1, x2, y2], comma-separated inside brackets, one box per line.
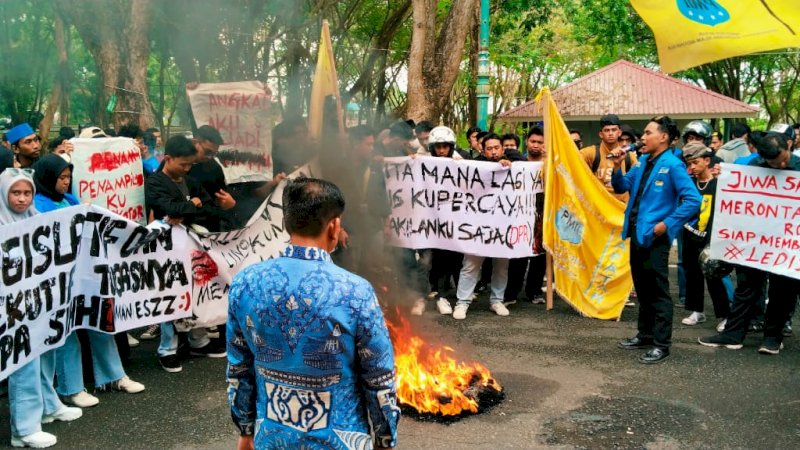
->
[683, 177, 717, 243]
[189, 158, 226, 198]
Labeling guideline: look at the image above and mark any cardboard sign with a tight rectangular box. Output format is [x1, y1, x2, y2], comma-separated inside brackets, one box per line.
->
[71, 137, 146, 224]
[710, 163, 800, 280]
[187, 81, 273, 183]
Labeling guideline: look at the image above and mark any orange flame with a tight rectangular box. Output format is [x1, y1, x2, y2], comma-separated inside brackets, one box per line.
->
[386, 312, 502, 416]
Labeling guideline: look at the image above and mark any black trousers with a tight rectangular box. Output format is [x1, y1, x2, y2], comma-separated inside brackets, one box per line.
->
[505, 254, 547, 300]
[682, 233, 730, 319]
[631, 234, 673, 349]
[722, 267, 800, 343]
[429, 249, 462, 294]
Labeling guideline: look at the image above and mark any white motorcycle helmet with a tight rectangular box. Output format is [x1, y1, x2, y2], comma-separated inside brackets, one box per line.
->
[427, 126, 456, 156]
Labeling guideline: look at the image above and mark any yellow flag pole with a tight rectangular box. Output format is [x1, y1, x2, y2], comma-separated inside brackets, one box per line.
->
[321, 20, 345, 137]
[545, 253, 554, 310]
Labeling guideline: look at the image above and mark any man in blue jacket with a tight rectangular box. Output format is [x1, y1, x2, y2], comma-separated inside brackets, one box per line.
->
[611, 116, 702, 364]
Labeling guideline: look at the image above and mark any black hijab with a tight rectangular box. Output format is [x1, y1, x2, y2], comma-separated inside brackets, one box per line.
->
[32, 154, 73, 202]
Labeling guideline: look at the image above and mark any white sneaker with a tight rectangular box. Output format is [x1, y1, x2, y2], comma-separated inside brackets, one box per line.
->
[127, 333, 140, 348]
[111, 376, 145, 394]
[64, 390, 99, 408]
[410, 298, 426, 316]
[490, 303, 510, 316]
[139, 324, 160, 340]
[681, 312, 706, 326]
[41, 405, 82, 424]
[469, 293, 477, 301]
[716, 319, 727, 332]
[427, 291, 439, 300]
[11, 431, 57, 448]
[436, 298, 453, 315]
[453, 304, 469, 320]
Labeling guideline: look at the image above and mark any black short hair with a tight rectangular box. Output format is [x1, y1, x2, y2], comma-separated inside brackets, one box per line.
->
[50, 135, 68, 150]
[195, 125, 224, 145]
[649, 116, 679, 141]
[118, 123, 143, 140]
[752, 131, 789, 159]
[730, 122, 751, 139]
[273, 117, 307, 150]
[143, 132, 157, 149]
[599, 114, 621, 128]
[165, 135, 197, 158]
[283, 177, 345, 237]
[104, 128, 117, 137]
[146, 127, 160, 134]
[404, 119, 416, 129]
[466, 126, 481, 140]
[389, 121, 414, 140]
[58, 126, 75, 139]
[481, 133, 502, 149]
[415, 121, 434, 134]
[500, 133, 520, 146]
[569, 129, 582, 139]
[348, 124, 373, 143]
[525, 126, 544, 140]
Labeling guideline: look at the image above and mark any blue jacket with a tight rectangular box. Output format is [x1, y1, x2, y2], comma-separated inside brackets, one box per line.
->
[612, 150, 701, 247]
[34, 192, 80, 213]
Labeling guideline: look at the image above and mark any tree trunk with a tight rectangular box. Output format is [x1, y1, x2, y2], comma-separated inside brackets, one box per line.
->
[39, 14, 69, 141]
[56, 0, 154, 129]
[467, 1, 479, 127]
[406, 0, 477, 122]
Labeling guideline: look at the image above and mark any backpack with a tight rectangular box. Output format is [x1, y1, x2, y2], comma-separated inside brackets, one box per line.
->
[591, 143, 632, 173]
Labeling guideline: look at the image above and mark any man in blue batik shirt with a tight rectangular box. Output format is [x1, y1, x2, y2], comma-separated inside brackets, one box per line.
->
[227, 177, 400, 450]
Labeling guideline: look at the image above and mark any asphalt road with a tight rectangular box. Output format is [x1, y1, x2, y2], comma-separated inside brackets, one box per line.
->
[0, 266, 798, 449]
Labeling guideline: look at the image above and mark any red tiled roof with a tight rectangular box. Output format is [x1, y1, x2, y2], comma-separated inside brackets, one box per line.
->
[497, 60, 759, 121]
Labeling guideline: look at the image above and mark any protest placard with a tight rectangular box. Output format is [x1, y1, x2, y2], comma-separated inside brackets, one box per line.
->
[186, 161, 320, 326]
[710, 163, 800, 280]
[71, 137, 146, 224]
[187, 81, 273, 183]
[382, 157, 543, 259]
[0, 205, 192, 380]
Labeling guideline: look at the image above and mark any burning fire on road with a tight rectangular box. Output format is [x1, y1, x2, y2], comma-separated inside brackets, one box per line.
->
[385, 311, 505, 422]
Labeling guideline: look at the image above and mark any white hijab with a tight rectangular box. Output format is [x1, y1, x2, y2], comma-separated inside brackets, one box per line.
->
[0, 168, 38, 225]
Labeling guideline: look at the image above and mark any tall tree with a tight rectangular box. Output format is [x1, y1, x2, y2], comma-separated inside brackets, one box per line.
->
[56, 0, 155, 128]
[406, 0, 477, 122]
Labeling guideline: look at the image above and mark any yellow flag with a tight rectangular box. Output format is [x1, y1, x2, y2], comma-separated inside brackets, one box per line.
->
[631, 0, 800, 73]
[308, 20, 339, 141]
[540, 88, 632, 320]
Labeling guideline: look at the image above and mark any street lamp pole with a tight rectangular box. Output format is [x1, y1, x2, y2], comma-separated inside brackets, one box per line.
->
[477, 0, 490, 131]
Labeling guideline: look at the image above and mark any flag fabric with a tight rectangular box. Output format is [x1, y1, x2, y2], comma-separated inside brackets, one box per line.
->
[308, 20, 339, 141]
[539, 88, 633, 320]
[631, 0, 800, 73]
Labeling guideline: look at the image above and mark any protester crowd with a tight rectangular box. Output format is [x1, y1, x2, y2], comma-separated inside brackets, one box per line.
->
[1, 111, 799, 448]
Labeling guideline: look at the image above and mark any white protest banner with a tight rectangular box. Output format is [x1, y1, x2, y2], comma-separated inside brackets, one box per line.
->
[187, 81, 273, 183]
[0, 205, 192, 380]
[710, 163, 800, 280]
[382, 157, 543, 258]
[186, 161, 320, 326]
[71, 137, 146, 224]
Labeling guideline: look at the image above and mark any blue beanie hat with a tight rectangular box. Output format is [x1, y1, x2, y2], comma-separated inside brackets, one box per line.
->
[6, 123, 35, 145]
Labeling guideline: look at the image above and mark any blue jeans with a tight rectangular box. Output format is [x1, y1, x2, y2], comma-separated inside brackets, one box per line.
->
[56, 331, 126, 396]
[158, 323, 211, 357]
[456, 254, 509, 306]
[9, 352, 63, 437]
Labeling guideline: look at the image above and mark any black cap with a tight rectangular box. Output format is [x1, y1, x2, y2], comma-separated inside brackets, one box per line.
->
[389, 121, 414, 140]
[195, 125, 224, 145]
[600, 114, 621, 127]
[620, 124, 638, 140]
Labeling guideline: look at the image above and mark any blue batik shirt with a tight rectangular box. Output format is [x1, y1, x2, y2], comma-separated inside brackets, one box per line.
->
[227, 245, 400, 449]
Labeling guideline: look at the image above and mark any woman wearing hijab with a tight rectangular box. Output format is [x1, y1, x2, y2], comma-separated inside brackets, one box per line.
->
[32, 155, 145, 409]
[1, 168, 82, 448]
